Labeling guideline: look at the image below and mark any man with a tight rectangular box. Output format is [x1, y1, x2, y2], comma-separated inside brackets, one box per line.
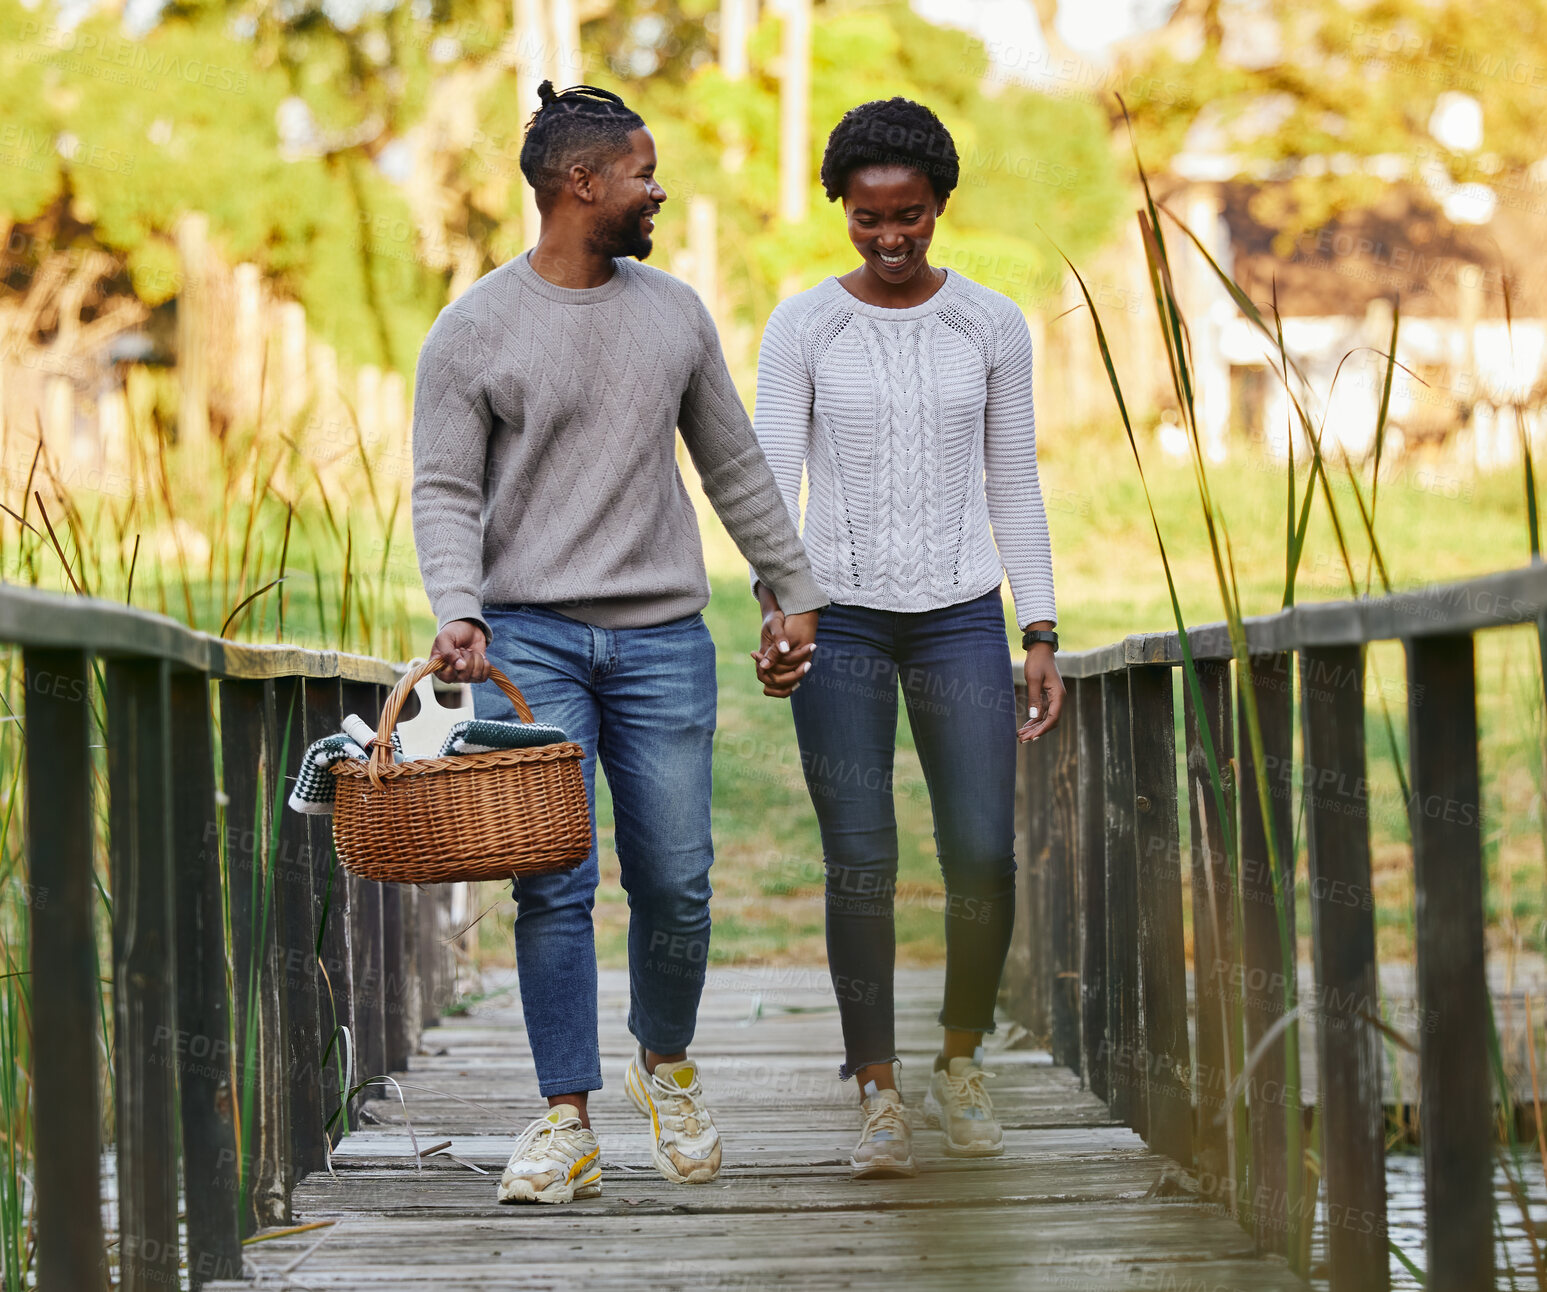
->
[411, 80, 825, 1204]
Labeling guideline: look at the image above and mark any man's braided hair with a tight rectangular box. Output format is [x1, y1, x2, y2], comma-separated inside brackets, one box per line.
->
[819, 97, 959, 203]
[519, 80, 646, 202]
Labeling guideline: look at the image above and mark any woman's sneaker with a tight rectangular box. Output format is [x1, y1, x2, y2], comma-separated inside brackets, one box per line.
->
[623, 1049, 722, 1183]
[924, 1056, 1004, 1157]
[496, 1104, 602, 1204]
[851, 1085, 918, 1179]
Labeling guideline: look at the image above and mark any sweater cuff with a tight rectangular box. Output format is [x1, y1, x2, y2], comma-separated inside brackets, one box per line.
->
[435, 594, 493, 646]
[1015, 602, 1058, 631]
[765, 569, 829, 616]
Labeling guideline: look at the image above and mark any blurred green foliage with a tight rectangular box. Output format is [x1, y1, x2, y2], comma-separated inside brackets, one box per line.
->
[0, 0, 1126, 372]
[1120, 0, 1547, 249]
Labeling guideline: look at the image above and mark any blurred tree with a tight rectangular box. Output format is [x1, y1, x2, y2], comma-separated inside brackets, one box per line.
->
[0, 0, 1126, 377]
[1114, 0, 1547, 251]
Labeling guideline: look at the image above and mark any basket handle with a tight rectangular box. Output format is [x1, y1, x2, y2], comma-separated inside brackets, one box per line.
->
[369, 655, 535, 775]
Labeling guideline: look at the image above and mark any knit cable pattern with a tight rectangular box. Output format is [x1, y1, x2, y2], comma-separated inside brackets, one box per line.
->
[752, 273, 1057, 628]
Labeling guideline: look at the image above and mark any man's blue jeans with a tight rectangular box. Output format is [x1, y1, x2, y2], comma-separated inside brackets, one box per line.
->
[475, 604, 717, 1097]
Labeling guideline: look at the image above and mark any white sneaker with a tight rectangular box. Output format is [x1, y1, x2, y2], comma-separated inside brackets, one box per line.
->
[496, 1104, 602, 1204]
[851, 1085, 918, 1179]
[623, 1049, 722, 1183]
[924, 1056, 1004, 1157]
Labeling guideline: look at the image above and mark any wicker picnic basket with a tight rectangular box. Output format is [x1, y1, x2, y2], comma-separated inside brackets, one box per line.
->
[330, 656, 591, 883]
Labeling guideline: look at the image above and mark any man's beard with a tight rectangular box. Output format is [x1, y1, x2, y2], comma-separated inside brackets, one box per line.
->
[587, 203, 653, 261]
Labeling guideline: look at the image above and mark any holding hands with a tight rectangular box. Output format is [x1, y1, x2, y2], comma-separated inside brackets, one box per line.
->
[750, 584, 818, 698]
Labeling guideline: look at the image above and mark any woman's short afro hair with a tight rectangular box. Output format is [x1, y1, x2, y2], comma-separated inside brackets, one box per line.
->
[819, 97, 960, 203]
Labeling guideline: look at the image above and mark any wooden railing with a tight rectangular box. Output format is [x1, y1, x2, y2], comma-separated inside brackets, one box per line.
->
[1005, 564, 1547, 1292]
[12, 585, 458, 1291]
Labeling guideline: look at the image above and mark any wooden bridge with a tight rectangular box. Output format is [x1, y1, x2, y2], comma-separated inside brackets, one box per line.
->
[15, 564, 1547, 1290]
[208, 969, 1306, 1290]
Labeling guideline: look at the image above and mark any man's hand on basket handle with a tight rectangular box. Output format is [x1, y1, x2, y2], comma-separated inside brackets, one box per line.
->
[431, 619, 492, 684]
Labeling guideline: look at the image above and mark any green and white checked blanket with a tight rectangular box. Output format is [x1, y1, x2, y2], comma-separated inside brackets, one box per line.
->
[286, 716, 568, 816]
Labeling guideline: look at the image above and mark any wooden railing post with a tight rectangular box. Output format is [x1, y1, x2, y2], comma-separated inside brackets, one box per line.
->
[1019, 707, 1053, 1041]
[400, 883, 424, 1056]
[1046, 706, 1081, 1072]
[1129, 663, 1191, 1166]
[1300, 644, 1388, 1292]
[419, 877, 445, 1029]
[1406, 633, 1493, 1289]
[441, 886, 459, 1007]
[303, 676, 354, 1139]
[1237, 650, 1297, 1255]
[1102, 667, 1143, 1135]
[274, 677, 326, 1181]
[383, 883, 412, 1072]
[219, 679, 290, 1229]
[1075, 676, 1107, 1100]
[169, 670, 242, 1287]
[1002, 679, 1045, 1036]
[104, 656, 181, 1292]
[1183, 658, 1241, 1205]
[341, 681, 387, 1100]
[24, 648, 107, 1292]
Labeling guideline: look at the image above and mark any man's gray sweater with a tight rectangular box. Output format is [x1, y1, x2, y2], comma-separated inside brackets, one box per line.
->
[411, 251, 828, 634]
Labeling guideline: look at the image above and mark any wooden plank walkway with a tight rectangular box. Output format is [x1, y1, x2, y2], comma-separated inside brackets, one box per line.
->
[213, 968, 1308, 1290]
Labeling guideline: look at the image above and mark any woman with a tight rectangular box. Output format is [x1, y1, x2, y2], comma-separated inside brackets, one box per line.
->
[749, 97, 1064, 1178]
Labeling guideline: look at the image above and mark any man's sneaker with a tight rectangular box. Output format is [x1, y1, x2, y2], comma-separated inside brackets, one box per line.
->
[623, 1049, 722, 1183]
[924, 1056, 1004, 1157]
[496, 1104, 602, 1204]
[850, 1085, 918, 1179]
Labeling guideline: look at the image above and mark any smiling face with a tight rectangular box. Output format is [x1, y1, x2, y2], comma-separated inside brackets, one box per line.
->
[586, 127, 667, 261]
[842, 164, 944, 286]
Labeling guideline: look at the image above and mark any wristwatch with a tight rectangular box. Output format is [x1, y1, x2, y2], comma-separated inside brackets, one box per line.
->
[1022, 627, 1059, 651]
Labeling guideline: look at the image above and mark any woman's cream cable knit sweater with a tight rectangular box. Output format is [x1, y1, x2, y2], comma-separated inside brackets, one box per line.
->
[750, 271, 1057, 629]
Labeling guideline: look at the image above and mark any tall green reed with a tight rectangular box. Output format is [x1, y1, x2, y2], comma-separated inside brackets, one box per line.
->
[0, 337, 418, 1282]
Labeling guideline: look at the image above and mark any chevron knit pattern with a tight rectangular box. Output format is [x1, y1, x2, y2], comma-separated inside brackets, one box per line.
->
[411, 252, 828, 633]
[751, 272, 1057, 629]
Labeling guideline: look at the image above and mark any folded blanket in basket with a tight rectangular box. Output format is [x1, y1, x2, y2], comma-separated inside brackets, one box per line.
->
[436, 718, 569, 756]
[286, 720, 404, 816]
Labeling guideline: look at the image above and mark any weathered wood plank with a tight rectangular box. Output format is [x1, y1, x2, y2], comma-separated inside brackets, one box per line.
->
[23, 649, 107, 1292]
[1406, 633, 1493, 1290]
[1053, 564, 1547, 676]
[1299, 645, 1387, 1292]
[1183, 657, 1241, 1206]
[169, 670, 242, 1287]
[1046, 710, 1081, 1072]
[219, 678, 290, 1229]
[0, 584, 399, 682]
[1129, 664, 1192, 1167]
[1019, 713, 1052, 1040]
[1075, 676, 1107, 1100]
[1101, 668, 1143, 1135]
[341, 681, 387, 1104]
[382, 883, 412, 1072]
[1237, 650, 1298, 1255]
[105, 657, 181, 1292]
[1001, 679, 1041, 1037]
[304, 676, 353, 1143]
[214, 970, 1308, 1292]
[275, 676, 327, 1182]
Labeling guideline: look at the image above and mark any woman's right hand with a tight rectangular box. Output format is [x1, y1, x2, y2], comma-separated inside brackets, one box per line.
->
[430, 619, 492, 683]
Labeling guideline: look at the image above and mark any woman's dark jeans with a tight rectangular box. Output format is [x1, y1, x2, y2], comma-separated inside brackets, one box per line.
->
[789, 588, 1019, 1079]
